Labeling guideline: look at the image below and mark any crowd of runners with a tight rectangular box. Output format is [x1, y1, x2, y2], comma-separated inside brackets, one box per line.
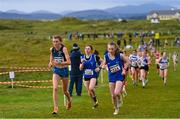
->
[48, 35, 178, 115]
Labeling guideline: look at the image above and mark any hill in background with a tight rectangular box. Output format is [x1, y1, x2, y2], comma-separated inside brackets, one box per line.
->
[0, 3, 176, 20]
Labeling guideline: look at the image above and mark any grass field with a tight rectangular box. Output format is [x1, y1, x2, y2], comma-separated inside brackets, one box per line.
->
[0, 19, 180, 118]
[0, 60, 180, 118]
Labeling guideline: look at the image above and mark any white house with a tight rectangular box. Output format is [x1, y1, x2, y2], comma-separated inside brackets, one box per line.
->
[147, 10, 180, 20]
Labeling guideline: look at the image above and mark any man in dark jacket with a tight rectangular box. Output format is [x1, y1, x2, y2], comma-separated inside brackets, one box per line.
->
[69, 43, 83, 96]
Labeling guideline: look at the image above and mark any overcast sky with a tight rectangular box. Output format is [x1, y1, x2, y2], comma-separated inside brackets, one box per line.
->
[0, 0, 180, 13]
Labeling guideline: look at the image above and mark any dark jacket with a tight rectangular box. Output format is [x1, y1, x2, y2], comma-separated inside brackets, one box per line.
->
[70, 49, 82, 76]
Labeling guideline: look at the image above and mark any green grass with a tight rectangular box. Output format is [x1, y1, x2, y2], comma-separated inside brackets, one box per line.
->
[0, 63, 180, 118]
[0, 46, 179, 118]
[0, 19, 180, 118]
[0, 18, 179, 66]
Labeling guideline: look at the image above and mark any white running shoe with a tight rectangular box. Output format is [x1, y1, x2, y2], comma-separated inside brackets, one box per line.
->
[113, 108, 119, 115]
[117, 95, 123, 109]
[92, 100, 98, 109]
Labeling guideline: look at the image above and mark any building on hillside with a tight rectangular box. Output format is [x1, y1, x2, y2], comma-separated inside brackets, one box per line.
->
[147, 10, 180, 21]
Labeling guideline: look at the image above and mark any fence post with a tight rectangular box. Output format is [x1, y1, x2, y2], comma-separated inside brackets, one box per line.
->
[9, 71, 15, 89]
[64, 95, 67, 107]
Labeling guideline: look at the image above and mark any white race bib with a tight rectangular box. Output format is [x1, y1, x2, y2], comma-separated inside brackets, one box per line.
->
[132, 61, 137, 66]
[85, 69, 94, 75]
[160, 64, 167, 69]
[109, 64, 121, 73]
[54, 57, 63, 63]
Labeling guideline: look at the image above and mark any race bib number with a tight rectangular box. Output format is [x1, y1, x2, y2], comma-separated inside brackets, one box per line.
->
[132, 61, 137, 66]
[109, 64, 121, 73]
[141, 63, 145, 67]
[85, 69, 94, 75]
[54, 57, 63, 63]
[141, 60, 147, 67]
[160, 64, 167, 69]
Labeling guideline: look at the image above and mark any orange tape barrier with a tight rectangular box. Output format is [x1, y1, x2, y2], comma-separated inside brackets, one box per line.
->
[0, 80, 52, 85]
[0, 67, 49, 70]
[13, 84, 61, 89]
[14, 84, 54, 89]
[0, 69, 51, 75]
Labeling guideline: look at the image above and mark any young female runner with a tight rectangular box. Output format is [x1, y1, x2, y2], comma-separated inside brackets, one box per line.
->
[138, 51, 150, 88]
[159, 52, 169, 86]
[49, 35, 72, 114]
[80, 45, 101, 109]
[129, 50, 139, 86]
[102, 42, 129, 115]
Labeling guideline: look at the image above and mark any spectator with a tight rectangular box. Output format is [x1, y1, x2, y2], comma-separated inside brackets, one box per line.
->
[164, 39, 168, 47]
[172, 52, 178, 71]
[117, 32, 122, 40]
[175, 36, 180, 46]
[117, 40, 121, 48]
[69, 43, 83, 97]
[140, 32, 145, 44]
[123, 39, 127, 47]
[68, 32, 72, 41]
[155, 32, 160, 47]
[129, 33, 132, 45]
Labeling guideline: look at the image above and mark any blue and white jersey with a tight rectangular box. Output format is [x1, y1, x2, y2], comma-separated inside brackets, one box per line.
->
[105, 53, 124, 81]
[129, 54, 139, 67]
[139, 56, 149, 67]
[81, 54, 98, 79]
[159, 58, 168, 69]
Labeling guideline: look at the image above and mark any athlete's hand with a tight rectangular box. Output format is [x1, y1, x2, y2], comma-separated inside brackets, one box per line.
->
[101, 65, 107, 69]
[81, 59, 86, 64]
[48, 62, 53, 68]
[122, 69, 126, 75]
[60, 62, 66, 66]
[52, 60, 59, 66]
[95, 67, 101, 72]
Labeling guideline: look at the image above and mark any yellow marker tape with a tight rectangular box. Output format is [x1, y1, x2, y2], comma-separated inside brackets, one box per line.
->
[15, 84, 61, 89]
[0, 80, 52, 85]
[0, 69, 51, 75]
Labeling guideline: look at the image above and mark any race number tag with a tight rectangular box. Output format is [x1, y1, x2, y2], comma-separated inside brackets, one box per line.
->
[109, 64, 121, 73]
[160, 64, 167, 69]
[141, 63, 145, 67]
[85, 69, 94, 75]
[132, 61, 137, 66]
[54, 57, 63, 63]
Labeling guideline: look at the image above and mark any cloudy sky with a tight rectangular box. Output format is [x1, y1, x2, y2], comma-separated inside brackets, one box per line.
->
[0, 0, 180, 13]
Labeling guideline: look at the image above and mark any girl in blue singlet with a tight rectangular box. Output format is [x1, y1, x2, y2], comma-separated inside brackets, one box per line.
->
[102, 42, 129, 115]
[159, 52, 169, 86]
[80, 45, 101, 109]
[49, 35, 72, 114]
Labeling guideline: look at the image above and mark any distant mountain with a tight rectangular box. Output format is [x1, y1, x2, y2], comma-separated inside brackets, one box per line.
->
[0, 10, 62, 20]
[31, 10, 55, 14]
[29, 10, 62, 20]
[63, 3, 175, 20]
[6, 10, 26, 14]
[61, 10, 74, 15]
[105, 3, 175, 14]
[0, 3, 177, 20]
[65, 9, 116, 20]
